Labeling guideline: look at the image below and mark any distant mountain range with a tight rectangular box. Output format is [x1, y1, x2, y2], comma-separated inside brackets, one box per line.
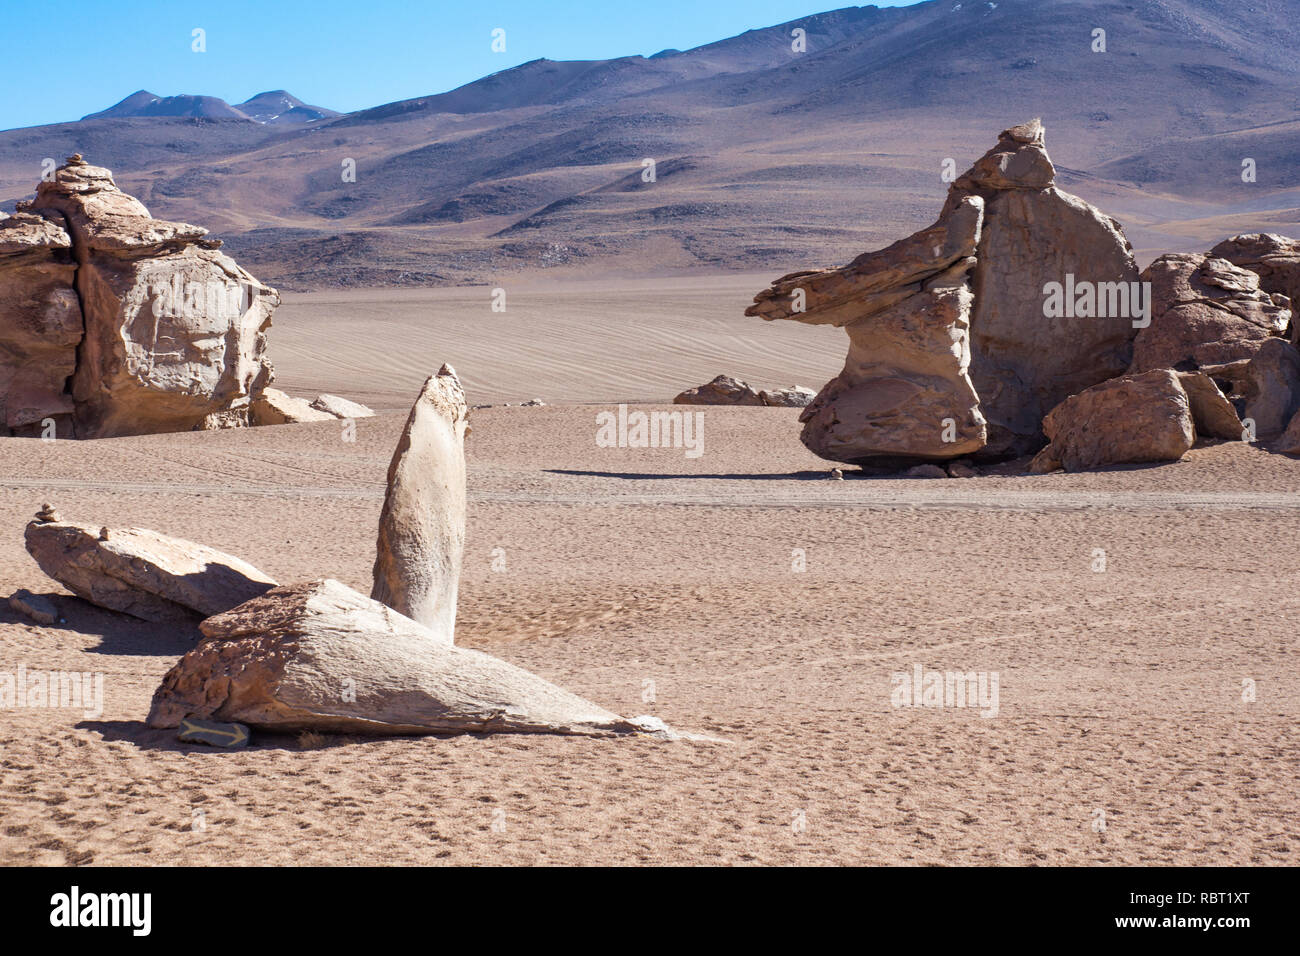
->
[81, 90, 341, 125]
[2, 0, 1298, 290]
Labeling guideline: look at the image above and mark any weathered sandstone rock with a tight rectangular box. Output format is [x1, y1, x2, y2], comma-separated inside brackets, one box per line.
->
[0, 211, 81, 437]
[1131, 254, 1290, 374]
[371, 365, 468, 639]
[19, 155, 277, 438]
[249, 388, 337, 425]
[1177, 372, 1243, 441]
[746, 196, 987, 464]
[147, 579, 674, 738]
[674, 375, 765, 406]
[1198, 337, 1300, 439]
[947, 119, 1140, 456]
[25, 516, 277, 622]
[759, 386, 815, 407]
[1209, 234, 1300, 320]
[311, 394, 375, 418]
[1029, 369, 1195, 473]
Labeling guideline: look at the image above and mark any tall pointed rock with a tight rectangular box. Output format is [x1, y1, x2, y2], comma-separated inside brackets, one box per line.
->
[371, 364, 468, 641]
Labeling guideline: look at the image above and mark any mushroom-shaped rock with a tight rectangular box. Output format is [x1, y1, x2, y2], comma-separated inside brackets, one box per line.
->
[371, 365, 468, 640]
[746, 196, 987, 465]
[146, 579, 675, 738]
[24, 518, 277, 622]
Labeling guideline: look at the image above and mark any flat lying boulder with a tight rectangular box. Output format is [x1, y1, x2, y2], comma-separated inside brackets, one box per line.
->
[311, 394, 375, 419]
[249, 388, 336, 425]
[372, 365, 468, 639]
[147, 579, 675, 738]
[1030, 369, 1195, 473]
[674, 375, 765, 406]
[1131, 255, 1290, 373]
[1199, 337, 1300, 439]
[24, 514, 277, 622]
[746, 196, 987, 464]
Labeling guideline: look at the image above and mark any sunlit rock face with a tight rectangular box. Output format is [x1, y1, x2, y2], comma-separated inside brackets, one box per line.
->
[10, 155, 277, 438]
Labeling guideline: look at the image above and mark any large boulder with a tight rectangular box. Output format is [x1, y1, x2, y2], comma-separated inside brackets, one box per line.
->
[947, 119, 1140, 457]
[1198, 337, 1300, 439]
[745, 196, 987, 464]
[24, 514, 277, 622]
[20, 155, 277, 438]
[146, 579, 674, 738]
[371, 365, 468, 640]
[0, 212, 81, 437]
[1029, 369, 1195, 473]
[1130, 254, 1290, 374]
[1208, 234, 1300, 320]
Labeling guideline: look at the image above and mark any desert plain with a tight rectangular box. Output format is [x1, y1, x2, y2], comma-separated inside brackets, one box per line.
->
[1, 276, 1297, 866]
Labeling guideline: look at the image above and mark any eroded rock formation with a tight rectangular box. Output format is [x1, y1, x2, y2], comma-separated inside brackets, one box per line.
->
[1131, 254, 1290, 374]
[748, 119, 1140, 464]
[746, 195, 987, 463]
[2, 155, 278, 438]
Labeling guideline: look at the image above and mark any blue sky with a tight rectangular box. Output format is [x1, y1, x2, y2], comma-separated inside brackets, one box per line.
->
[0, 0, 920, 130]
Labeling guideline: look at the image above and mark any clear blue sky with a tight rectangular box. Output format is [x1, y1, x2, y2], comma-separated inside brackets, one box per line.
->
[0, 0, 920, 130]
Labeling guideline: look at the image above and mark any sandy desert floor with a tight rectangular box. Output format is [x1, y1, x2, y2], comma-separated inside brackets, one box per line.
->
[2, 277, 1298, 866]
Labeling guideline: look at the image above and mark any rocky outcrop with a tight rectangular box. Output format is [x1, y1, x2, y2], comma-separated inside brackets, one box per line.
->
[1209, 234, 1300, 323]
[948, 120, 1140, 457]
[24, 513, 277, 622]
[0, 212, 81, 437]
[371, 365, 468, 639]
[1130, 254, 1290, 374]
[146, 579, 675, 738]
[21, 155, 278, 437]
[746, 195, 987, 464]
[1029, 369, 1195, 473]
[672, 376, 815, 407]
[747, 119, 1140, 464]
[0, 156, 280, 438]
